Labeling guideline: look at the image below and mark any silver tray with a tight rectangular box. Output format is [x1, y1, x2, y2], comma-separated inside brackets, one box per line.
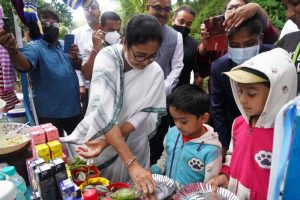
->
[174, 182, 239, 200]
[152, 174, 177, 200]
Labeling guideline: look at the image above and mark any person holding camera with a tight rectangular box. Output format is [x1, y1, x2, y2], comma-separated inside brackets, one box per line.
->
[0, 9, 82, 136]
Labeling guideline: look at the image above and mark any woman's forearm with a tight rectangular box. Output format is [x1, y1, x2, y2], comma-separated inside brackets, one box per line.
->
[104, 125, 135, 163]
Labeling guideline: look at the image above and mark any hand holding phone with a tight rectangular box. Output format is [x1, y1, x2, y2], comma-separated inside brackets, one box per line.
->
[204, 15, 226, 36]
[2, 17, 10, 33]
[64, 34, 75, 53]
[203, 15, 227, 51]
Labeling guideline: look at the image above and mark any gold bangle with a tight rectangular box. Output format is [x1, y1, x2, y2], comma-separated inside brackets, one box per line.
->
[124, 156, 136, 168]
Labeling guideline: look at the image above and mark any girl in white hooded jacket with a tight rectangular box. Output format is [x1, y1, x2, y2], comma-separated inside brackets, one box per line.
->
[209, 48, 297, 200]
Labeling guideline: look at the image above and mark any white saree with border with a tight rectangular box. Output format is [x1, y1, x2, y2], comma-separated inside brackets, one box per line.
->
[61, 44, 166, 182]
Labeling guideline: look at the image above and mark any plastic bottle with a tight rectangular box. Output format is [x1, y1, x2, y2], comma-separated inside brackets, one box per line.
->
[0, 180, 17, 200]
[2, 166, 26, 200]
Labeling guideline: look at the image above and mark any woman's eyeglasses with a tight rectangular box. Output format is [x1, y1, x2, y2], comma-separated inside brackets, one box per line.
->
[150, 4, 172, 13]
[41, 21, 60, 29]
[131, 48, 161, 62]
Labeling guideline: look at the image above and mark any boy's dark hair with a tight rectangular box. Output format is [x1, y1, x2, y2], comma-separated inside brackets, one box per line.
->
[125, 14, 163, 48]
[227, 16, 262, 39]
[101, 11, 121, 26]
[167, 85, 210, 118]
[174, 5, 195, 17]
[38, 9, 59, 22]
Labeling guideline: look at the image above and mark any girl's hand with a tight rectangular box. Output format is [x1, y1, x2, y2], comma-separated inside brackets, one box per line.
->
[128, 161, 156, 194]
[75, 138, 108, 158]
[208, 174, 229, 192]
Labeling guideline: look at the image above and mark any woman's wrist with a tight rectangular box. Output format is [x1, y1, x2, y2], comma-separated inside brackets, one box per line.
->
[124, 156, 137, 168]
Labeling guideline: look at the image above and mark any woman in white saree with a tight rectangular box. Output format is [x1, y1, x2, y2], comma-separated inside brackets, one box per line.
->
[61, 14, 166, 194]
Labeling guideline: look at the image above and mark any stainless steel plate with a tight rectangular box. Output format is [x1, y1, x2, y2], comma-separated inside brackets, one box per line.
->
[152, 174, 177, 200]
[174, 182, 239, 200]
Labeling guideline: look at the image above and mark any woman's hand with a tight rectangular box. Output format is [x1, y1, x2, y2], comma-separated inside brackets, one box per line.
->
[208, 174, 229, 192]
[128, 161, 156, 195]
[75, 138, 108, 158]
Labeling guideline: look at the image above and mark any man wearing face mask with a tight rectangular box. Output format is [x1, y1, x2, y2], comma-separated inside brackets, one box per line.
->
[172, 5, 199, 88]
[210, 16, 273, 159]
[146, 0, 184, 164]
[80, 11, 121, 81]
[0, 9, 82, 136]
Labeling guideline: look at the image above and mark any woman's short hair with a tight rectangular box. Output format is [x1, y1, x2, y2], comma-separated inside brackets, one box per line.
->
[125, 14, 163, 48]
[174, 5, 196, 17]
[227, 16, 262, 39]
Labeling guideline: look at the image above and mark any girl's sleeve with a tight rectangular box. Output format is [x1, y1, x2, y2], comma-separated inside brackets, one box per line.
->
[204, 147, 222, 183]
[220, 118, 236, 179]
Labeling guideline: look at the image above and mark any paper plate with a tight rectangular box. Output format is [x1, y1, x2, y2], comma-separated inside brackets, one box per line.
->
[152, 174, 177, 200]
[174, 182, 239, 200]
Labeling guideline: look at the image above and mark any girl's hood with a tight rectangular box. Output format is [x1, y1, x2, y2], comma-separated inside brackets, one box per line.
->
[229, 48, 297, 128]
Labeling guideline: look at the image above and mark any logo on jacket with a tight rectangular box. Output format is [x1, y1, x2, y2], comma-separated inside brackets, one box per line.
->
[188, 158, 204, 171]
[254, 150, 272, 169]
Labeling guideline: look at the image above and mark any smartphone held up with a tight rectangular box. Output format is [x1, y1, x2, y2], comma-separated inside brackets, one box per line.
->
[2, 17, 10, 33]
[203, 15, 227, 51]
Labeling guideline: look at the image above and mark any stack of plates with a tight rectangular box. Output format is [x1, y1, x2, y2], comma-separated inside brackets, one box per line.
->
[174, 182, 239, 200]
[152, 174, 177, 200]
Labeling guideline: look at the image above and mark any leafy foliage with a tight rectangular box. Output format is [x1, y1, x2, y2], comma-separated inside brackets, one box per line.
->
[118, 0, 148, 28]
[254, 0, 287, 29]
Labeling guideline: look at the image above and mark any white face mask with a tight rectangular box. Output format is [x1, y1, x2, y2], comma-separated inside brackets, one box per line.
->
[105, 31, 121, 45]
[228, 44, 260, 65]
[124, 49, 138, 69]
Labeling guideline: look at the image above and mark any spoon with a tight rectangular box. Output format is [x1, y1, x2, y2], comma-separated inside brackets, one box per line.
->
[5, 122, 29, 139]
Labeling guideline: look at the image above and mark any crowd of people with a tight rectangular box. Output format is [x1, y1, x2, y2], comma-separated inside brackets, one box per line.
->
[0, 0, 299, 199]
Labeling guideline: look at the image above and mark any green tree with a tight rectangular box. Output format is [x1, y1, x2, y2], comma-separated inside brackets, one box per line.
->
[119, 0, 148, 27]
[254, 0, 287, 29]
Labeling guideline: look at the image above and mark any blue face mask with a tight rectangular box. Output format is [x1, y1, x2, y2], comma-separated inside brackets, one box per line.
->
[228, 45, 260, 65]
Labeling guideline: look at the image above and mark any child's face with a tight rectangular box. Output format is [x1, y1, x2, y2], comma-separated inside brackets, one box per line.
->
[282, 0, 300, 29]
[169, 106, 208, 138]
[237, 83, 270, 118]
[228, 29, 260, 48]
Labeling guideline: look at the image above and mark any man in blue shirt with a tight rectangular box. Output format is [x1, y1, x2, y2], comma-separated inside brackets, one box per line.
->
[0, 9, 82, 136]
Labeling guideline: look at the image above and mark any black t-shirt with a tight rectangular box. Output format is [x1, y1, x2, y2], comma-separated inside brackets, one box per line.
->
[276, 31, 300, 92]
[176, 35, 199, 88]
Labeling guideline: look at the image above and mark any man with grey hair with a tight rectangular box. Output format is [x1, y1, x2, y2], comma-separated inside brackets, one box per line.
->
[147, 0, 184, 164]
